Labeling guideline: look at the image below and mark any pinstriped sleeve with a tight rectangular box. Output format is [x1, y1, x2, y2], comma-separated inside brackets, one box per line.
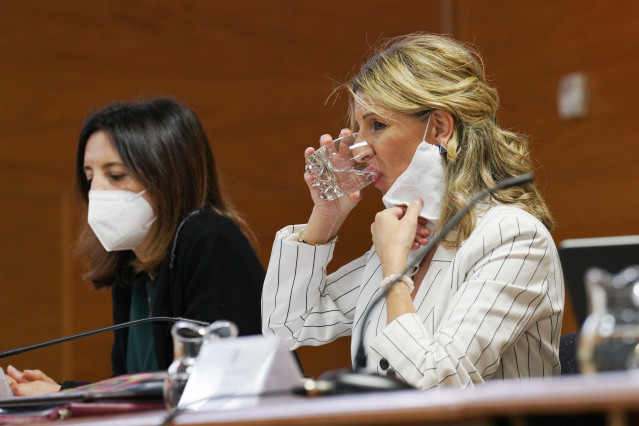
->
[368, 208, 563, 389]
[262, 225, 368, 349]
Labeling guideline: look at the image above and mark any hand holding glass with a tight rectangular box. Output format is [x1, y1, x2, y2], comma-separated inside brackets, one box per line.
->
[305, 133, 379, 201]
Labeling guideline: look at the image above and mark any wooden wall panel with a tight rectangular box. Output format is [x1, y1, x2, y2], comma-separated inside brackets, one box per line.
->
[1, 0, 637, 383]
[0, 186, 66, 375]
[453, 0, 639, 333]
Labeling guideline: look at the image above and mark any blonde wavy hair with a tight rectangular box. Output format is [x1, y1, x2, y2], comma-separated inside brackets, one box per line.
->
[344, 33, 554, 246]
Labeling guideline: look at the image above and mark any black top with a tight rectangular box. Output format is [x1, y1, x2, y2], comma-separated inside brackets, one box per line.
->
[110, 208, 264, 376]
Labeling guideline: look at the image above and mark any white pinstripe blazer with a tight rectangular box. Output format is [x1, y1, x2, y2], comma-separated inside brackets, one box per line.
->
[262, 204, 564, 389]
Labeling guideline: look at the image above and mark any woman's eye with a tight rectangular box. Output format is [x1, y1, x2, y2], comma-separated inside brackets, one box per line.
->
[373, 121, 387, 131]
[109, 174, 125, 181]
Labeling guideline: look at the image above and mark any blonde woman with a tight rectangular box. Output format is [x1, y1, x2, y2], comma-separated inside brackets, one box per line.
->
[262, 33, 563, 390]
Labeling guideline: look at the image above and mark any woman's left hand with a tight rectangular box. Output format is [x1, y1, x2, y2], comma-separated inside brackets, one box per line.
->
[371, 198, 427, 275]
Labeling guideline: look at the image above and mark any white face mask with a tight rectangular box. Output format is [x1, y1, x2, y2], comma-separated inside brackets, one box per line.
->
[381, 114, 447, 266]
[88, 190, 156, 252]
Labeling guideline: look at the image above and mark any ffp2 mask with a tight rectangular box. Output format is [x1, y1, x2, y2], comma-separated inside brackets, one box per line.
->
[88, 190, 155, 252]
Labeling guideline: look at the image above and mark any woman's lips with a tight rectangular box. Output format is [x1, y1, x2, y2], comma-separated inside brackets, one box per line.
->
[372, 170, 382, 187]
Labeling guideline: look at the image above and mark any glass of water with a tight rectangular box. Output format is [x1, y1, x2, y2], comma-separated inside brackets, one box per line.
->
[305, 133, 379, 201]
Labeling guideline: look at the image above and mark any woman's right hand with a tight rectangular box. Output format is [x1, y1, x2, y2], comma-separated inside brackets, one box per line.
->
[301, 130, 362, 244]
[371, 199, 424, 277]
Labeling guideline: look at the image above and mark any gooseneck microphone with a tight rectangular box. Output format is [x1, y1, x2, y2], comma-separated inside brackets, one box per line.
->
[315, 173, 534, 394]
[0, 317, 209, 359]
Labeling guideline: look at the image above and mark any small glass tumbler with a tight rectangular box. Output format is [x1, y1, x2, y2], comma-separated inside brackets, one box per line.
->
[305, 133, 379, 201]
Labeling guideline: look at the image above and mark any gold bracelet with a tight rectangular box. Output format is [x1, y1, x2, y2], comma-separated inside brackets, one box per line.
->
[297, 230, 338, 246]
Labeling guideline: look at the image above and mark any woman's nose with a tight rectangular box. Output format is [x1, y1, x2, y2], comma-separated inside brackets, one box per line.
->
[89, 176, 107, 191]
[350, 135, 375, 163]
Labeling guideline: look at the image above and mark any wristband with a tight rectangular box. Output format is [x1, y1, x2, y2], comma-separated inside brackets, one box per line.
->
[380, 274, 414, 294]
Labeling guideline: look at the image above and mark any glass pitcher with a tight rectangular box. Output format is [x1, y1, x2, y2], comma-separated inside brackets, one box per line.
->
[578, 265, 639, 373]
[163, 321, 206, 410]
[163, 319, 239, 410]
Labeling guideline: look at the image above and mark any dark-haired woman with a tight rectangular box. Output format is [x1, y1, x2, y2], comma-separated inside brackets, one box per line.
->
[7, 98, 264, 395]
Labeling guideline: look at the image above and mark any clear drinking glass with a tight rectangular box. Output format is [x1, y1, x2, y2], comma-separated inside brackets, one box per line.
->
[205, 320, 239, 342]
[305, 133, 379, 201]
[578, 265, 639, 373]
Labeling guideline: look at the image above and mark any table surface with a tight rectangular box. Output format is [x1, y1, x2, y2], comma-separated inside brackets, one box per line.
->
[39, 370, 639, 426]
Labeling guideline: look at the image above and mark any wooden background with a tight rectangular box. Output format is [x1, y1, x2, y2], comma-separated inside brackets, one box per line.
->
[1, 0, 637, 382]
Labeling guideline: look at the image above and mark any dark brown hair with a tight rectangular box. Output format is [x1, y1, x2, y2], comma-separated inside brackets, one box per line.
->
[75, 97, 255, 288]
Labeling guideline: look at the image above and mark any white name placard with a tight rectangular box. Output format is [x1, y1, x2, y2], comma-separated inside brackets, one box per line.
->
[178, 335, 302, 411]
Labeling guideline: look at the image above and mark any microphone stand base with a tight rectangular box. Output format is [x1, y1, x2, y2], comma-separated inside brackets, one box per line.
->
[317, 369, 413, 395]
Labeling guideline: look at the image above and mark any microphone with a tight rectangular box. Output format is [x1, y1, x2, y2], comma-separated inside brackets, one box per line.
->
[0, 317, 209, 359]
[312, 173, 534, 394]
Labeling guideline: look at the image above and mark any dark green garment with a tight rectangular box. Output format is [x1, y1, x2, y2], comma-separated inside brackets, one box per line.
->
[126, 275, 159, 373]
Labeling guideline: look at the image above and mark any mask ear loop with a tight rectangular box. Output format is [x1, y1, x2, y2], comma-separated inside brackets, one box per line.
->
[421, 113, 432, 144]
